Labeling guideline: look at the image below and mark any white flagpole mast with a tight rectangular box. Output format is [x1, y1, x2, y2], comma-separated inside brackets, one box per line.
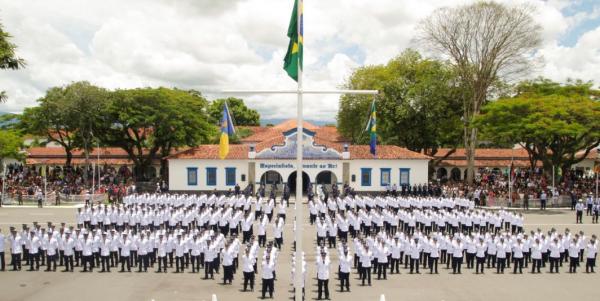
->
[294, 0, 303, 299]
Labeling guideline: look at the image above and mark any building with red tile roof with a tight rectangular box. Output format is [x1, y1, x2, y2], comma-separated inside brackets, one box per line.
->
[167, 119, 431, 192]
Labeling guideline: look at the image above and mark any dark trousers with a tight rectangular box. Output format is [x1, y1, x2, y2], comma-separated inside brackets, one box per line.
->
[158, 256, 167, 272]
[243, 271, 255, 291]
[429, 257, 439, 273]
[390, 257, 400, 273]
[452, 257, 462, 273]
[569, 256, 578, 273]
[496, 258, 506, 273]
[82, 255, 93, 271]
[339, 272, 350, 291]
[377, 262, 387, 279]
[410, 258, 419, 273]
[28, 253, 40, 270]
[138, 254, 148, 272]
[120, 256, 131, 271]
[204, 260, 213, 278]
[475, 256, 485, 273]
[175, 256, 184, 273]
[531, 258, 541, 273]
[317, 279, 329, 300]
[576, 211, 583, 223]
[0, 252, 4, 270]
[64, 255, 74, 271]
[513, 257, 523, 273]
[223, 265, 234, 284]
[46, 254, 57, 271]
[361, 265, 371, 285]
[11, 253, 22, 270]
[586, 257, 596, 272]
[101, 255, 111, 272]
[549, 257, 560, 273]
[261, 278, 274, 298]
[258, 235, 266, 247]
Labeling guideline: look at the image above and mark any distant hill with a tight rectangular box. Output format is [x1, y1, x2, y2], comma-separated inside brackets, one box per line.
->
[260, 118, 335, 127]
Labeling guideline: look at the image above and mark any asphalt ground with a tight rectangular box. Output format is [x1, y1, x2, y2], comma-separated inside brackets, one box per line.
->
[1, 204, 599, 301]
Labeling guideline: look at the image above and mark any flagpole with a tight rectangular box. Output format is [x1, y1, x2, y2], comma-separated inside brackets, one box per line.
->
[294, 0, 304, 300]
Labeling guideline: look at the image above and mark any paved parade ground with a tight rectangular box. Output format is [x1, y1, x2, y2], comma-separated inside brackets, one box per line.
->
[1, 204, 599, 301]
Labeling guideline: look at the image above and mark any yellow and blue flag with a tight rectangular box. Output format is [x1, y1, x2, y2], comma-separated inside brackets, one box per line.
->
[283, 0, 303, 81]
[365, 100, 376, 156]
[219, 102, 236, 159]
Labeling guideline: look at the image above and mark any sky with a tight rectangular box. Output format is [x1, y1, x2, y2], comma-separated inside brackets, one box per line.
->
[0, 0, 599, 122]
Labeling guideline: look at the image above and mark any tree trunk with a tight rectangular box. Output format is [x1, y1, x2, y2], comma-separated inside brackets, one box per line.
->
[65, 151, 73, 167]
[465, 127, 478, 184]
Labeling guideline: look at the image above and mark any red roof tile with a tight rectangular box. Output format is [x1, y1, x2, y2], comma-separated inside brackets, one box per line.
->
[350, 145, 431, 160]
[167, 145, 249, 160]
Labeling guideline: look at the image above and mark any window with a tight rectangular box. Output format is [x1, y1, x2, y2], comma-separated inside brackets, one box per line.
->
[206, 167, 217, 186]
[225, 167, 236, 186]
[380, 168, 391, 186]
[400, 168, 410, 186]
[361, 168, 372, 186]
[241, 174, 246, 182]
[187, 167, 197, 186]
[351, 175, 356, 182]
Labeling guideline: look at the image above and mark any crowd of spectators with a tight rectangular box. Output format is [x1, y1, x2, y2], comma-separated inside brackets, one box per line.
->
[1, 163, 134, 204]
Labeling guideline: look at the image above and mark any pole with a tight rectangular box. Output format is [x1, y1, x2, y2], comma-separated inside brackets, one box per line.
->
[596, 168, 598, 203]
[92, 162, 95, 197]
[294, 0, 303, 300]
[552, 165, 555, 190]
[509, 149, 513, 207]
[97, 141, 101, 196]
[1, 163, 6, 205]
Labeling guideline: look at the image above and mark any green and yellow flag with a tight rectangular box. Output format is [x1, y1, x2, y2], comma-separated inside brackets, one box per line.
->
[283, 0, 303, 81]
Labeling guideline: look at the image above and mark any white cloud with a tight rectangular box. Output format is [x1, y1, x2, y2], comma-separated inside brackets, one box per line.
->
[0, 0, 598, 121]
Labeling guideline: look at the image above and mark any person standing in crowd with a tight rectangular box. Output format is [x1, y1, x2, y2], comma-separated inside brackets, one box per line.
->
[568, 237, 580, 273]
[586, 235, 598, 273]
[8, 228, 23, 271]
[242, 248, 256, 292]
[45, 232, 58, 272]
[100, 232, 111, 272]
[576, 200, 585, 224]
[452, 238, 464, 274]
[512, 238, 524, 274]
[475, 238, 486, 274]
[27, 230, 40, 271]
[496, 237, 508, 274]
[429, 237, 440, 274]
[63, 230, 75, 272]
[316, 252, 330, 300]
[119, 233, 132, 272]
[261, 254, 275, 299]
[549, 237, 561, 273]
[338, 247, 351, 292]
[540, 190, 547, 210]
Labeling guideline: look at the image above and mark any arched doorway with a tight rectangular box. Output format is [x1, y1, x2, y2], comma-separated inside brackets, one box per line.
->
[450, 168, 462, 181]
[288, 171, 310, 195]
[260, 170, 283, 186]
[316, 171, 337, 185]
[436, 168, 448, 181]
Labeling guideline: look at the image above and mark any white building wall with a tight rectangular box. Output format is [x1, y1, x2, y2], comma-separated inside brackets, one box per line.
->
[255, 160, 343, 184]
[348, 159, 429, 191]
[169, 158, 429, 192]
[168, 159, 248, 191]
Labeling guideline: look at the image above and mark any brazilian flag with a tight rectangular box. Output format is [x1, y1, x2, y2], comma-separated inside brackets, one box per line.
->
[365, 100, 377, 156]
[283, 0, 303, 81]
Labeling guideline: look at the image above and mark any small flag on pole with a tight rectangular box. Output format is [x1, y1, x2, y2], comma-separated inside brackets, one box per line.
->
[365, 100, 377, 156]
[283, 0, 303, 81]
[219, 102, 236, 159]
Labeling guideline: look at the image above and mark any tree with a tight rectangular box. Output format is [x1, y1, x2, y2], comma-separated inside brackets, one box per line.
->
[98, 88, 215, 180]
[21, 88, 79, 166]
[208, 97, 260, 126]
[337, 49, 464, 158]
[20, 82, 109, 168]
[1, 22, 26, 103]
[477, 79, 600, 177]
[417, 1, 542, 184]
[0, 130, 23, 162]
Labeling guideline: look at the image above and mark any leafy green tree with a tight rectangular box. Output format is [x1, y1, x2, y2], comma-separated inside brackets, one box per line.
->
[208, 97, 260, 126]
[337, 49, 464, 158]
[477, 79, 600, 176]
[0, 130, 23, 162]
[20, 82, 109, 168]
[21, 89, 79, 166]
[98, 88, 215, 180]
[1, 22, 26, 103]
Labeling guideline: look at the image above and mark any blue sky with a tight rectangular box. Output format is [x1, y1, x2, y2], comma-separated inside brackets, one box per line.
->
[0, 0, 599, 121]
